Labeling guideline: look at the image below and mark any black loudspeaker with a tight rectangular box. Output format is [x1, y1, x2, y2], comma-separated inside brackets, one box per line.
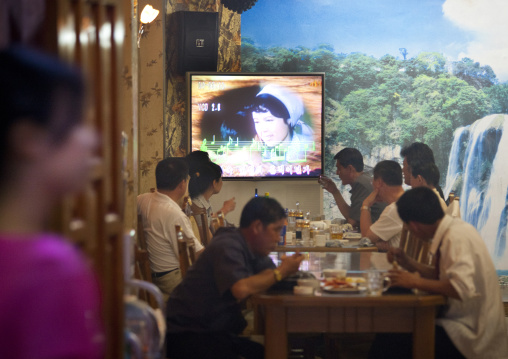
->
[176, 11, 219, 74]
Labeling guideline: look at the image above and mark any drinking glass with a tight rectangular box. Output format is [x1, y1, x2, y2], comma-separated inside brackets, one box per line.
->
[365, 270, 391, 296]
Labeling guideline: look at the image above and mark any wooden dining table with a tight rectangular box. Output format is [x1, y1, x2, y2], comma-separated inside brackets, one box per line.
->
[274, 245, 378, 253]
[252, 291, 446, 359]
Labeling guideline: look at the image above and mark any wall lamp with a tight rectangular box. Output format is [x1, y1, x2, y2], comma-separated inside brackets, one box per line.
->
[137, 4, 160, 48]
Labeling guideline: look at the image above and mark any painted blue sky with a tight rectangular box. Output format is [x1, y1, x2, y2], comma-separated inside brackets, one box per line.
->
[242, 0, 508, 82]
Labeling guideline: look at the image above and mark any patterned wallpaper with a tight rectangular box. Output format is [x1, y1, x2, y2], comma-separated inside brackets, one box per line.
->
[136, 0, 241, 195]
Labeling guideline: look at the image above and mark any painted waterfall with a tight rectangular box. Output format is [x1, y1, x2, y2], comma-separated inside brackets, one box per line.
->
[444, 114, 508, 268]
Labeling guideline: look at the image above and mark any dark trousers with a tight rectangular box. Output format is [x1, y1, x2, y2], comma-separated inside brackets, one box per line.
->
[166, 332, 264, 359]
[368, 325, 465, 359]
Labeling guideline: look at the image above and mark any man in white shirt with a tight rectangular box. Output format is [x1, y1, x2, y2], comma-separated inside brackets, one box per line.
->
[360, 160, 405, 251]
[384, 187, 508, 359]
[137, 157, 204, 302]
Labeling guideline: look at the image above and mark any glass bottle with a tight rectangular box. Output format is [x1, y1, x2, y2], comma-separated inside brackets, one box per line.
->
[295, 201, 303, 220]
[279, 209, 287, 246]
[287, 209, 296, 233]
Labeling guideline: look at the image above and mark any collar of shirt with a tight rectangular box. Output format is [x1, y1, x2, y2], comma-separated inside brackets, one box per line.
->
[153, 190, 182, 211]
[429, 214, 454, 256]
[193, 194, 212, 211]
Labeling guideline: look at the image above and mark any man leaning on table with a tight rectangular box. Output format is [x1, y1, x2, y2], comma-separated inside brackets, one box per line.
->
[319, 148, 386, 227]
[137, 157, 204, 302]
[165, 197, 304, 359]
[360, 160, 405, 251]
[373, 187, 508, 359]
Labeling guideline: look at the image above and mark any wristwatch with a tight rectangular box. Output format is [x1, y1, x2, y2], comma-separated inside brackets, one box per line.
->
[361, 205, 371, 212]
[273, 269, 282, 282]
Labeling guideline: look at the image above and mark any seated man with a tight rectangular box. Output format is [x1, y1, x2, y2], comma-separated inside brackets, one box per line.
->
[166, 197, 304, 359]
[378, 187, 508, 358]
[401, 141, 445, 200]
[319, 148, 386, 227]
[409, 161, 447, 211]
[360, 160, 405, 251]
[137, 157, 204, 302]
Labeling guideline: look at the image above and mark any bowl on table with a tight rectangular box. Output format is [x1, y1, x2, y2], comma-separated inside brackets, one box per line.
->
[322, 268, 347, 280]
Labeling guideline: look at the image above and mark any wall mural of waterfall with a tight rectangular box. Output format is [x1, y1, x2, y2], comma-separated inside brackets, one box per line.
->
[444, 114, 508, 268]
[242, 0, 508, 272]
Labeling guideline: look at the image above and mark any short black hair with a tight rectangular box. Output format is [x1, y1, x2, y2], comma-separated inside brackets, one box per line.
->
[334, 148, 364, 172]
[400, 142, 435, 169]
[397, 187, 445, 224]
[155, 158, 189, 191]
[188, 161, 223, 198]
[240, 197, 286, 228]
[411, 162, 440, 187]
[185, 150, 210, 177]
[252, 94, 290, 121]
[373, 160, 402, 186]
[0, 45, 85, 178]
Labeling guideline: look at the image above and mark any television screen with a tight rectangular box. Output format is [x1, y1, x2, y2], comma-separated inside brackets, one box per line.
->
[187, 72, 324, 179]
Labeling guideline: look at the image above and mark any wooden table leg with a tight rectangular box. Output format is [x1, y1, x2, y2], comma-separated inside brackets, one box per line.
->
[264, 305, 287, 359]
[413, 306, 436, 359]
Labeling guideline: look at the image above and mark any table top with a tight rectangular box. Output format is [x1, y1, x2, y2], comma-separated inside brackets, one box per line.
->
[274, 245, 378, 252]
[252, 291, 447, 308]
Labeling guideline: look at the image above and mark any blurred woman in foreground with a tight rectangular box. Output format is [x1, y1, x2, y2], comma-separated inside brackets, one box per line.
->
[0, 46, 103, 359]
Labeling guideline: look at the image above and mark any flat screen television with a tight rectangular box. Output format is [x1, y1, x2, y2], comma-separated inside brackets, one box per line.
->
[187, 72, 324, 179]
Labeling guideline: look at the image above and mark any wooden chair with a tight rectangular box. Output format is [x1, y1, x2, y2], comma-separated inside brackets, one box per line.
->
[134, 214, 158, 308]
[189, 202, 211, 246]
[176, 225, 196, 277]
[399, 223, 431, 265]
[210, 217, 220, 234]
[209, 210, 228, 235]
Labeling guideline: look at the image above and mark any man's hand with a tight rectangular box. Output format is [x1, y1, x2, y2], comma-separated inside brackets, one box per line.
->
[318, 175, 339, 194]
[221, 197, 236, 215]
[362, 189, 379, 208]
[387, 269, 420, 289]
[278, 252, 304, 278]
[387, 247, 410, 269]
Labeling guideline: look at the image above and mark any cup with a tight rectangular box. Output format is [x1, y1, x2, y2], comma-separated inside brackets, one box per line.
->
[315, 234, 326, 247]
[365, 270, 391, 296]
[285, 232, 294, 245]
[330, 225, 343, 240]
[297, 278, 320, 290]
[322, 268, 347, 280]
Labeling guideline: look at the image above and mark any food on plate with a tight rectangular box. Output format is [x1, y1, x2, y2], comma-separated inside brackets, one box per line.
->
[323, 276, 364, 289]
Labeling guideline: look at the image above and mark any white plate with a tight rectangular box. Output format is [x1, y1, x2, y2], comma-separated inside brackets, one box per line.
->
[343, 232, 362, 239]
[322, 285, 367, 294]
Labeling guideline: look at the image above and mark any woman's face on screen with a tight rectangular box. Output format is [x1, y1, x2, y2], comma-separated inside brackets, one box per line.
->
[252, 109, 290, 147]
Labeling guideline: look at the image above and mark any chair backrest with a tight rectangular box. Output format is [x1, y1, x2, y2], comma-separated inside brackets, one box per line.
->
[210, 217, 220, 234]
[176, 225, 196, 277]
[137, 214, 148, 250]
[134, 214, 157, 308]
[399, 224, 432, 265]
[189, 202, 211, 246]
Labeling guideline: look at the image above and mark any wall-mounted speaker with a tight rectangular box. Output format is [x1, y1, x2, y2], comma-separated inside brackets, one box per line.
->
[176, 11, 219, 75]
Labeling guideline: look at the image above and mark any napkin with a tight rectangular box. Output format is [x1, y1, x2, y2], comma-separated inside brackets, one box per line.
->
[325, 240, 344, 247]
[359, 237, 375, 247]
